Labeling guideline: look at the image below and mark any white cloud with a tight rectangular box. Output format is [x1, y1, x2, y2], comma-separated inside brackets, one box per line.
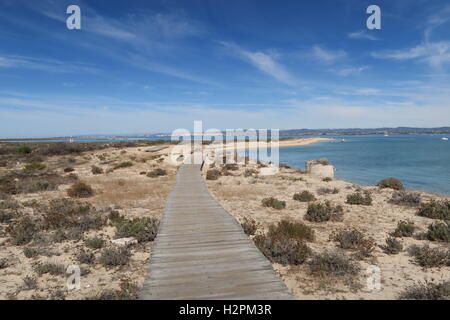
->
[333, 66, 369, 77]
[309, 45, 347, 64]
[348, 30, 379, 41]
[222, 42, 297, 86]
[372, 41, 450, 68]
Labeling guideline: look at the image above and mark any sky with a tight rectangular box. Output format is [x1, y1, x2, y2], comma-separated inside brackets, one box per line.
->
[0, 0, 449, 138]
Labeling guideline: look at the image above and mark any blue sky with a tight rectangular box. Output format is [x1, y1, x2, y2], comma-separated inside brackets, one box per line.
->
[0, 0, 449, 138]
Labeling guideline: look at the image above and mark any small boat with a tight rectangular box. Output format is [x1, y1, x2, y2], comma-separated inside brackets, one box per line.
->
[442, 137, 448, 141]
[341, 139, 345, 142]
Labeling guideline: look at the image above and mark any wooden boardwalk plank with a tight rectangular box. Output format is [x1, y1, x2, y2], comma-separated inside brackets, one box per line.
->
[140, 164, 293, 300]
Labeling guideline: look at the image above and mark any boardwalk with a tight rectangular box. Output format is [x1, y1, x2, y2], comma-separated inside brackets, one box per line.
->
[140, 164, 293, 300]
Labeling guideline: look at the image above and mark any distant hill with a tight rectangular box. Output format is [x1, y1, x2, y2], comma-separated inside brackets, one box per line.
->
[279, 127, 450, 136]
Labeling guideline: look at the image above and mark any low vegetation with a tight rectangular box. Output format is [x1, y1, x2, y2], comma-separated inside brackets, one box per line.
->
[241, 217, 258, 236]
[261, 197, 286, 210]
[206, 169, 222, 180]
[389, 191, 421, 206]
[330, 229, 375, 258]
[147, 168, 167, 178]
[23, 162, 46, 171]
[308, 251, 360, 277]
[408, 244, 450, 268]
[267, 220, 315, 242]
[114, 217, 159, 242]
[113, 161, 133, 170]
[91, 165, 103, 175]
[346, 191, 372, 206]
[418, 222, 450, 243]
[381, 237, 403, 255]
[67, 182, 94, 198]
[99, 247, 130, 267]
[293, 191, 316, 202]
[317, 187, 339, 195]
[84, 236, 106, 249]
[399, 281, 450, 300]
[377, 177, 404, 190]
[6, 217, 37, 245]
[416, 200, 450, 220]
[304, 201, 343, 222]
[391, 220, 416, 238]
[254, 235, 311, 265]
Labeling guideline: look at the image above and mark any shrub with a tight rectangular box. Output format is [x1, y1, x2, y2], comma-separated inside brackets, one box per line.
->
[254, 235, 311, 265]
[89, 280, 139, 300]
[43, 198, 98, 229]
[315, 158, 330, 165]
[399, 281, 450, 300]
[422, 222, 450, 242]
[267, 220, 315, 242]
[330, 229, 375, 258]
[293, 191, 316, 202]
[244, 169, 258, 177]
[147, 168, 167, 178]
[24, 162, 46, 171]
[17, 146, 32, 154]
[34, 262, 66, 276]
[64, 167, 75, 173]
[99, 247, 130, 267]
[308, 251, 359, 277]
[0, 258, 8, 269]
[0, 210, 15, 223]
[84, 236, 106, 249]
[408, 244, 450, 268]
[322, 177, 332, 182]
[6, 217, 37, 245]
[241, 217, 258, 236]
[416, 200, 450, 220]
[67, 182, 94, 198]
[261, 197, 286, 210]
[115, 217, 159, 242]
[381, 237, 403, 255]
[305, 201, 343, 222]
[113, 161, 133, 170]
[22, 276, 38, 290]
[91, 165, 103, 174]
[206, 169, 221, 180]
[391, 220, 416, 237]
[389, 191, 421, 206]
[77, 250, 95, 264]
[223, 163, 238, 171]
[377, 177, 404, 190]
[317, 187, 339, 195]
[23, 247, 40, 258]
[346, 191, 372, 205]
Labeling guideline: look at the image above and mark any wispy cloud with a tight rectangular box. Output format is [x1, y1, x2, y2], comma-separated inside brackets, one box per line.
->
[348, 30, 379, 41]
[309, 45, 347, 64]
[372, 41, 450, 68]
[221, 42, 297, 86]
[332, 66, 369, 77]
[0, 55, 99, 74]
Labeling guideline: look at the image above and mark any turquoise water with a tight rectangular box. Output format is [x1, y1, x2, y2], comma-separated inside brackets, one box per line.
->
[279, 135, 450, 195]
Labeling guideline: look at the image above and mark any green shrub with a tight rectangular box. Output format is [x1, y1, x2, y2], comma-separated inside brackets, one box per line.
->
[389, 191, 421, 206]
[24, 162, 46, 171]
[305, 201, 343, 222]
[308, 251, 359, 277]
[17, 146, 32, 154]
[91, 165, 103, 174]
[267, 220, 315, 242]
[99, 247, 130, 267]
[408, 244, 450, 268]
[67, 182, 94, 198]
[89, 280, 139, 300]
[34, 262, 66, 276]
[84, 236, 106, 249]
[317, 187, 339, 195]
[377, 177, 404, 190]
[223, 163, 238, 171]
[23, 247, 40, 258]
[346, 191, 372, 205]
[293, 191, 316, 202]
[244, 169, 258, 177]
[399, 281, 450, 300]
[381, 237, 403, 254]
[417, 200, 450, 220]
[330, 229, 375, 258]
[6, 217, 37, 245]
[422, 222, 450, 242]
[254, 235, 311, 265]
[76, 250, 95, 264]
[322, 177, 332, 182]
[147, 168, 167, 178]
[206, 169, 222, 180]
[315, 158, 330, 165]
[241, 217, 258, 236]
[115, 217, 159, 242]
[261, 197, 286, 210]
[113, 161, 133, 169]
[391, 220, 416, 237]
